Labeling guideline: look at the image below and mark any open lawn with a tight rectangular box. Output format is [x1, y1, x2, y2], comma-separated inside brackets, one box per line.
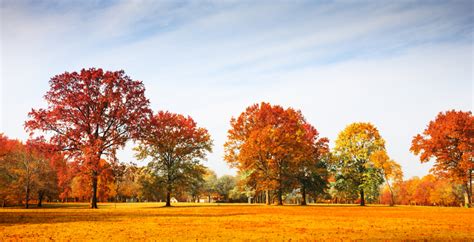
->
[1, 203, 473, 240]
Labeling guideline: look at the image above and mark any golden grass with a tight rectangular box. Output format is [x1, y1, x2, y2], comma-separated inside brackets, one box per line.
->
[1, 202, 473, 241]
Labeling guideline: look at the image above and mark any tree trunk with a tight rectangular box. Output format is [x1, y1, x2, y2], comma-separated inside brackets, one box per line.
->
[165, 186, 171, 207]
[360, 189, 365, 206]
[386, 178, 395, 206]
[208, 194, 211, 203]
[301, 185, 307, 206]
[25, 185, 30, 209]
[37, 191, 44, 207]
[469, 169, 472, 207]
[265, 190, 270, 205]
[277, 189, 283, 205]
[2, 199, 5, 207]
[90, 173, 98, 209]
[463, 183, 471, 208]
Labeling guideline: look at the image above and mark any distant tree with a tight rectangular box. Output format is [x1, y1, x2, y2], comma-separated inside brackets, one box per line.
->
[216, 175, 237, 201]
[137, 167, 163, 202]
[4, 139, 58, 208]
[393, 174, 464, 206]
[25, 68, 151, 208]
[135, 111, 212, 207]
[118, 166, 142, 201]
[184, 164, 207, 202]
[0, 134, 23, 207]
[410, 110, 473, 207]
[429, 179, 457, 206]
[332, 122, 386, 206]
[111, 162, 141, 202]
[370, 150, 403, 206]
[203, 169, 218, 202]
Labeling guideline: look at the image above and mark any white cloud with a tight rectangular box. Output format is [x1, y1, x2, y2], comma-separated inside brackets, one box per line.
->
[1, 1, 472, 177]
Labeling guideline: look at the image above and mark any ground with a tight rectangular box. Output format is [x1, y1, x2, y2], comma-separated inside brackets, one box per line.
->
[1, 203, 473, 240]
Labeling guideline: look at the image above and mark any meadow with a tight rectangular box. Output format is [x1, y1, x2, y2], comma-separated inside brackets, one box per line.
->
[1, 203, 473, 240]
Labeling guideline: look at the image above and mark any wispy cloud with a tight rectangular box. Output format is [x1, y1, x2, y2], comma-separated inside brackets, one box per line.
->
[1, 0, 472, 177]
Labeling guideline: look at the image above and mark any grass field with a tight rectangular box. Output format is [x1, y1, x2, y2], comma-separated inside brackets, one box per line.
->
[1, 203, 473, 240]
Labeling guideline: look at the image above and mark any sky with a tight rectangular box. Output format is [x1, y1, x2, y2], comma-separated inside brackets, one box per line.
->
[0, 0, 472, 178]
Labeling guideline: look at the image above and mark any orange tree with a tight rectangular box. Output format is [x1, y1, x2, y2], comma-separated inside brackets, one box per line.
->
[370, 150, 403, 206]
[292, 123, 330, 205]
[134, 111, 212, 207]
[0, 134, 23, 207]
[25, 68, 151, 208]
[410, 110, 473, 207]
[332, 122, 386, 206]
[224, 102, 328, 205]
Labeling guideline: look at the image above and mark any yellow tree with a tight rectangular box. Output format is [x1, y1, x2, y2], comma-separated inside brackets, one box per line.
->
[370, 150, 403, 206]
[333, 122, 386, 206]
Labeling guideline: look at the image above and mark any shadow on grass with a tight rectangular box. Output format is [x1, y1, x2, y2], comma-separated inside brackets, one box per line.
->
[0, 203, 258, 226]
[144, 204, 265, 209]
[0, 211, 120, 225]
[0, 211, 256, 226]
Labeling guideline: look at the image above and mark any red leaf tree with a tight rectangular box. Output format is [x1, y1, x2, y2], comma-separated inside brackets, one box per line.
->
[410, 110, 473, 207]
[134, 111, 212, 207]
[25, 68, 151, 208]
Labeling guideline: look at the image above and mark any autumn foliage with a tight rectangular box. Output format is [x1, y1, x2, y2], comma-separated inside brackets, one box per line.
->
[134, 111, 213, 206]
[224, 102, 329, 205]
[0, 68, 471, 210]
[411, 110, 473, 206]
[25, 68, 151, 208]
[331, 122, 387, 206]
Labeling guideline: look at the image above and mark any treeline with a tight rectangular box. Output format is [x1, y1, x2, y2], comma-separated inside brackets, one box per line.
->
[0, 68, 472, 208]
[0, 141, 244, 207]
[0, 135, 469, 208]
[380, 175, 467, 207]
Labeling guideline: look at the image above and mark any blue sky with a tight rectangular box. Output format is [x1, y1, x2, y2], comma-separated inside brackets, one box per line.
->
[1, 0, 472, 178]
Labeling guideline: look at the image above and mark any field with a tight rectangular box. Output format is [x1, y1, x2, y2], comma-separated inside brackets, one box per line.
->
[1, 203, 473, 240]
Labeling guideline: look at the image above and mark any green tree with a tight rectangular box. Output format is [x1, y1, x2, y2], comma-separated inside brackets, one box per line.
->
[332, 122, 386, 206]
[216, 175, 237, 202]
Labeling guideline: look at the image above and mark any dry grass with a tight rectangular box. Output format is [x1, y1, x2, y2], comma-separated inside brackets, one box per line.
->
[1, 202, 473, 241]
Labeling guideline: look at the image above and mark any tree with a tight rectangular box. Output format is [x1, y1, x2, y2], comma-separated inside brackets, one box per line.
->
[0, 134, 23, 207]
[118, 164, 142, 201]
[392, 174, 464, 206]
[0, 138, 58, 208]
[183, 164, 207, 202]
[292, 124, 329, 205]
[25, 68, 151, 208]
[135, 111, 212, 207]
[332, 122, 386, 206]
[216, 175, 236, 202]
[225, 102, 316, 205]
[370, 150, 403, 206]
[203, 169, 218, 202]
[410, 110, 473, 207]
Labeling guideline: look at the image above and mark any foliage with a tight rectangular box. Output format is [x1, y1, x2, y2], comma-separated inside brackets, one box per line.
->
[135, 111, 212, 206]
[224, 102, 329, 205]
[0, 135, 60, 207]
[391, 174, 465, 206]
[331, 122, 386, 205]
[370, 150, 403, 206]
[410, 110, 473, 206]
[25, 68, 151, 208]
[216, 175, 236, 201]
